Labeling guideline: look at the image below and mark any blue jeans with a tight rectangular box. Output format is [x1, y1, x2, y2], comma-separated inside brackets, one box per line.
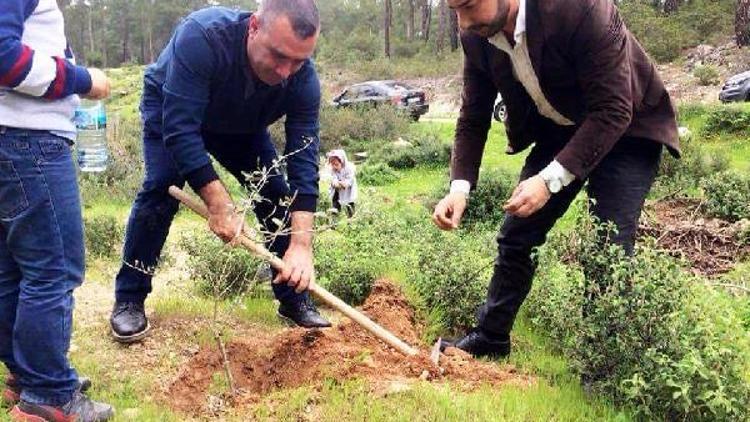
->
[114, 127, 309, 306]
[0, 127, 82, 406]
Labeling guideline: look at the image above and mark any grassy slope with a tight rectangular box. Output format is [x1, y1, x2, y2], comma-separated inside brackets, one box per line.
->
[3, 66, 746, 420]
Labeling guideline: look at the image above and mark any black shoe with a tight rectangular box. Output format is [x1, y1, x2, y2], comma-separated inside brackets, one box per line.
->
[110, 302, 150, 343]
[10, 391, 113, 422]
[277, 298, 332, 328]
[441, 328, 511, 359]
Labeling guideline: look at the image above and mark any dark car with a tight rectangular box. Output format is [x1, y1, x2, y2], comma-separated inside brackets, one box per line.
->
[719, 71, 750, 103]
[332, 81, 429, 121]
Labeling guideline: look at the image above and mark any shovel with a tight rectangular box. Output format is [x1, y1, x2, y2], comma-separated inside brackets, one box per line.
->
[168, 186, 418, 357]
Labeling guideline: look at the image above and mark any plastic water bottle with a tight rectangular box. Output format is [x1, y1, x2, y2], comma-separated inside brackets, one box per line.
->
[74, 99, 109, 172]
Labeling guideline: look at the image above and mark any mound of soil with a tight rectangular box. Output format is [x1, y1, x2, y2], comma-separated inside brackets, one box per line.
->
[639, 199, 749, 275]
[165, 280, 529, 415]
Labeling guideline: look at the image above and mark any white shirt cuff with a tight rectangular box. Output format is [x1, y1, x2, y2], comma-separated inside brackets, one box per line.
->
[450, 179, 471, 195]
[539, 160, 576, 186]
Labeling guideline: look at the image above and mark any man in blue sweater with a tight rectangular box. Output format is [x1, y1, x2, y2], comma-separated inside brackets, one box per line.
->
[0, 0, 114, 421]
[110, 0, 331, 343]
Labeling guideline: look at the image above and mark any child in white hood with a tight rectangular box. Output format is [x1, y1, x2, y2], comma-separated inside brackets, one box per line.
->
[327, 149, 358, 217]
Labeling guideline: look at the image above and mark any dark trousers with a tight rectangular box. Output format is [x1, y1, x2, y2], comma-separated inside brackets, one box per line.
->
[114, 127, 308, 306]
[332, 191, 355, 217]
[0, 128, 82, 406]
[477, 136, 662, 337]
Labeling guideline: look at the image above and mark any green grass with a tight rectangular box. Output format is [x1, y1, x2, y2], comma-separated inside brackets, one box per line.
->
[6, 107, 747, 421]
[252, 378, 628, 421]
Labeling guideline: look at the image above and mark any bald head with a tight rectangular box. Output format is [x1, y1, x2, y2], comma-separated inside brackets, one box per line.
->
[259, 0, 320, 39]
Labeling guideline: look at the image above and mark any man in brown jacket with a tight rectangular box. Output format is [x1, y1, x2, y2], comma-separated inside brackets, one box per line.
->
[433, 0, 679, 358]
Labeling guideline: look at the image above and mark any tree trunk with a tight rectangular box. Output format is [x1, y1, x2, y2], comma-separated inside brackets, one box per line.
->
[384, 0, 392, 58]
[663, 0, 679, 14]
[436, 0, 447, 53]
[406, 0, 415, 41]
[121, 4, 131, 64]
[99, 3, 108, 67]
[738, 0, 750, 47]
[87, 5, 95, 57]
[449, 8, 459, 51]
[421, 0, 432, 41]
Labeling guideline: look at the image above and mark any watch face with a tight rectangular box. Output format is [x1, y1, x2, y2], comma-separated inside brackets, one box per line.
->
[549, 179, 563, 193]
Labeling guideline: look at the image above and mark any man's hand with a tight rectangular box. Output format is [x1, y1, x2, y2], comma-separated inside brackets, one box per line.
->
[207, 204, 244, 243]
[274, 243, 314, 293]
[503, 175, 551, 218]
[199, 180, 244, 243]
[432, 192, 468, 230]
[273, 211, 315, 293]
[83, 68, 111, 100]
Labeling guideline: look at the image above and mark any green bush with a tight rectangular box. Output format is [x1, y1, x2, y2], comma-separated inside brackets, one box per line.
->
[357, 162, 400, 186]
[619, 0, 734, 63]
[405, 228, 494, 333]
[702, 105, 750, 136]
[526, 216, 750, 421]
[375, 133, 452, 169]
[463, 169, 516, 229]
[702, 171, 750, 222]
[315, 212, 420, 304]
[319, 105, 411, 152]
[656, 131, 729, 193]
[693, 65, 720, 86]
[180, 232, 263, 299]
[84, 214, 124, 258]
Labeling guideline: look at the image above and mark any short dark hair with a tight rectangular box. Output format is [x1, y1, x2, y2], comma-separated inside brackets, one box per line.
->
[260, 0, 320, 39]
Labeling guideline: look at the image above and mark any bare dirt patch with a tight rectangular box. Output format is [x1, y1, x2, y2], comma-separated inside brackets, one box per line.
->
[165, 279, 530, 415]
[640, 199, 750, 275]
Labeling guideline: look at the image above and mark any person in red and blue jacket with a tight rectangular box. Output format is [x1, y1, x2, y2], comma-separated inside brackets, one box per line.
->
[0, 0, 113, 421]
[110, 0, 332, 344]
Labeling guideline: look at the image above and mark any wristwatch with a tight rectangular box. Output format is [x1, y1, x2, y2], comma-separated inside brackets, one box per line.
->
[540, 173, 563, 194]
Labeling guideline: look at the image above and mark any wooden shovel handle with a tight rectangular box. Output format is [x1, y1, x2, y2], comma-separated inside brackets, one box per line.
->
[168, 186, 418, 356]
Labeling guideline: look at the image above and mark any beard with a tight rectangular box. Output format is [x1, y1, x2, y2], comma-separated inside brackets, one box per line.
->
[467, 1, 510, 38]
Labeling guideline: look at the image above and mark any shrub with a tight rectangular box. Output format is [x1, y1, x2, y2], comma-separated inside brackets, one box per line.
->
[180, 232, 263, 299]
[405, 229, 494, 333]
[375, 133, 452, 169]
[84, 214, 124, 258]
[702, 171, 750, 222]
[318, 105, 411, 152]
[357, 162, 399, 186]
[702, 105, 750, 136]
[463, 169, 516, 229]
[656, 132, 729, 193]
[693, 65, 720, 86]
[315, 212, 419, 304]
[526, 215, 750, 421]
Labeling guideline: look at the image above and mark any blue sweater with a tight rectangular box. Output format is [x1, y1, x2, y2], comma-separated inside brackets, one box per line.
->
[143, 7, 321, 212]
[0, 0, 92, 136]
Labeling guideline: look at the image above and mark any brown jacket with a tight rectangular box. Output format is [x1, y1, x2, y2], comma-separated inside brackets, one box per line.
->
[451, 0, 680, 186]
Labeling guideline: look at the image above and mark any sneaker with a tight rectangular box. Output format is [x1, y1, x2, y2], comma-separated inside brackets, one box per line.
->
[440, 328, 511, 359]
[2, 376, 92, 407]
[277, 297, 331, 328]
[110, 302, 150, 343]
[10, 391, 113, 422]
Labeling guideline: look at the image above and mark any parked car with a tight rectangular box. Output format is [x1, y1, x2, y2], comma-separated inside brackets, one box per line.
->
[332, 80, 429, 121]
[493, 94, 506, 122]
[719, 70, 750, 103]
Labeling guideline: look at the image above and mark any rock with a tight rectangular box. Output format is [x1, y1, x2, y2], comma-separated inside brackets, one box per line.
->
[393, 137, 413, 148]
